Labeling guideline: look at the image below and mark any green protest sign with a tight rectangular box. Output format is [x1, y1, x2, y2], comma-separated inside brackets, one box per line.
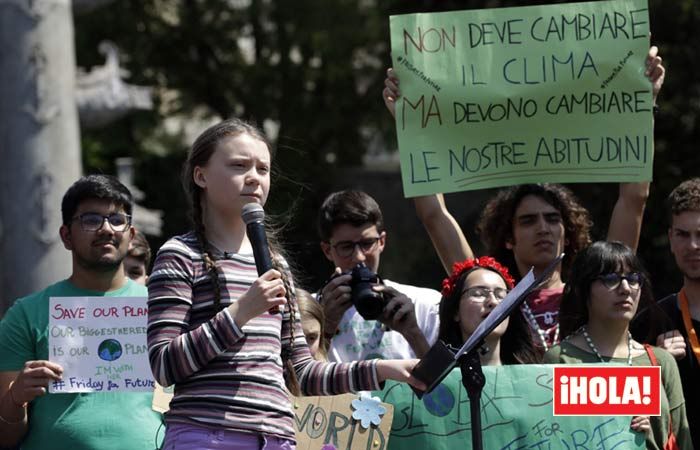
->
[390, 0, 652, 197]
[374, 365, 645, 450]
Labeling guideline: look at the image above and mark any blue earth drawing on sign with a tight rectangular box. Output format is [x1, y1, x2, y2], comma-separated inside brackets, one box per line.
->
[98, 339, 123, 362]
[422, 383, 455, 417]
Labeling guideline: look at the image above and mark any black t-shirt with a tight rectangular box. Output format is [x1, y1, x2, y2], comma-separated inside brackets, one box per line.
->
[632, 293, 699, 449]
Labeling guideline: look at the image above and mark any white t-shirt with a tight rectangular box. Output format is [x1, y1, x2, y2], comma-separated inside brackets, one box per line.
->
[327, 279, 441, 362]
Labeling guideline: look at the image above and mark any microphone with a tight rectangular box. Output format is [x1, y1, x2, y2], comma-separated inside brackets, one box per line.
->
[241, 203, 281, 314]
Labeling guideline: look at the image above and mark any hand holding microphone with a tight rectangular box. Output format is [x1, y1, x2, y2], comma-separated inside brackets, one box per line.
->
[241, 203, 284, 315]
[228, 269, 287, 328]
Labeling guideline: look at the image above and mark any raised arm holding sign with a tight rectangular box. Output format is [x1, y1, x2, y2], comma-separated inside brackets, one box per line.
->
[383, 0, 665, 355]
[386, 46, 664, 270]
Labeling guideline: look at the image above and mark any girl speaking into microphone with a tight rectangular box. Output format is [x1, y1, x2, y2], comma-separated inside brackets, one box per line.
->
[146, 119, 424, 450]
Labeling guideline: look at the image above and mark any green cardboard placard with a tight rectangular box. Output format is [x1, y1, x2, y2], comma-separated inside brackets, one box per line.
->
[375, 365, 646, 450]
[390, 0, 652, 197]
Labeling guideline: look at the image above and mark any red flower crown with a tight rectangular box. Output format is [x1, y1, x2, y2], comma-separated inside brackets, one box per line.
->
[441, 256, 515, 298]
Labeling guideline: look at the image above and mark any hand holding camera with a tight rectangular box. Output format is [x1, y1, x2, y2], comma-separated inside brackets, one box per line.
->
[373, 285, 419, 335]
[321, 263, 429, 357]
[323, 263, 418, 331]
[319, 267, 353, 335]
[321, 263, 386, 322]
[373, 284, 429, 357]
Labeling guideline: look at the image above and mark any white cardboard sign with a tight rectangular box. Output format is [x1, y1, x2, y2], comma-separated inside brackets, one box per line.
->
[48, 296, 154, 393]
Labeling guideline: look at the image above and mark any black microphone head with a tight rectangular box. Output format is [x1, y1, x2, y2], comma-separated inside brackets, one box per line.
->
[241, 202, 265, 225]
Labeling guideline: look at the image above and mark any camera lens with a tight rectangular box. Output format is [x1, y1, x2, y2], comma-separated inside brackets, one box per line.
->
[350, 263, 385, 320]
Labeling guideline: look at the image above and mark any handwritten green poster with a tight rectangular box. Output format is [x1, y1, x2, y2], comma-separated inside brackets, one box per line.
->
[375, 365, 645, 450]
[390, 0, 652, 197]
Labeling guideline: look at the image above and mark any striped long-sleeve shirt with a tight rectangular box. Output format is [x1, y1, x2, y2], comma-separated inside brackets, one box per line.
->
[147, 232, 381, 440]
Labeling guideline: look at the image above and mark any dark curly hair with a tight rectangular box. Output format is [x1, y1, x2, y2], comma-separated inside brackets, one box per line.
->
[558, 241, 655, 340]
[667, 178, 700, 221]
[476, 184, 592, 281]
[438, 265, 540, 364]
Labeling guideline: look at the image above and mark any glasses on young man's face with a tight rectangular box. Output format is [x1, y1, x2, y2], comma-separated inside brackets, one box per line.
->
[596, 272, 643, 290]
[331, 237, 381, 259]
[72, 213, 132, 232]
[464, 286, 509, 303]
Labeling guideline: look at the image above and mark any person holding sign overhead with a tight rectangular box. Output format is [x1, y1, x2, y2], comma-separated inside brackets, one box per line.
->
[146, 119, 425, 450]
[382, 45, 665, 353]
[0, 175, 162, 450]
[544, 241, 692, 450]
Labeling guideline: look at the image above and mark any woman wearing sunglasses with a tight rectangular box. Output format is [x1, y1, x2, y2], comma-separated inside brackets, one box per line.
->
[544, 241, 692, 450]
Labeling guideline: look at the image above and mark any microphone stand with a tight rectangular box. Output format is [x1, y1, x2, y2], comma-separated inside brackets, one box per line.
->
[458, 345, 486, 450]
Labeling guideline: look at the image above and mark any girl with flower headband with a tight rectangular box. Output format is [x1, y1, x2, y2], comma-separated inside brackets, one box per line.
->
[439, 256, 539, 365]
[382, 48, 665, 353]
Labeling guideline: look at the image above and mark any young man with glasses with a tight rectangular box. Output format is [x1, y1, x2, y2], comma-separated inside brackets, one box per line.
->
[632, 178, 700, 448]
[317, 190, 440, 362]
[0, 175, 162, 450]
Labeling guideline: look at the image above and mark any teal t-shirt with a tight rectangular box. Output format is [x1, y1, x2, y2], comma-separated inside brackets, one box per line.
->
[0, 279, 163, 450]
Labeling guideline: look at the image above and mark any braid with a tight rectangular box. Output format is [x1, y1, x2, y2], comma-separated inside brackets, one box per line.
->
[271, 250, 301, 396]
[193, 195, 223, 311]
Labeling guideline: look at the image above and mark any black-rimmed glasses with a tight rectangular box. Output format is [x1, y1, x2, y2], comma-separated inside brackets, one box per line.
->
[331, 237, 381, 258]
[72, 213, 132, 232]
[596, 272, 643, 290]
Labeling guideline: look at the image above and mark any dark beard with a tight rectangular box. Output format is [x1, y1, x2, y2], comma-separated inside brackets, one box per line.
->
[75, 252, 124, 273]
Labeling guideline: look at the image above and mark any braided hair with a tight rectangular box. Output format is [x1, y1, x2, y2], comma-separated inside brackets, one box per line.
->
[182, 118, 301, 394]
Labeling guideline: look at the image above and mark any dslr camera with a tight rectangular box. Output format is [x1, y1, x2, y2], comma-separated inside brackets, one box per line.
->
[327, 263, 386, 320]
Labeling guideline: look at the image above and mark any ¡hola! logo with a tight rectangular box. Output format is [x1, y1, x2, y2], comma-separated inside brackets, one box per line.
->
[553, 366, 661, 416]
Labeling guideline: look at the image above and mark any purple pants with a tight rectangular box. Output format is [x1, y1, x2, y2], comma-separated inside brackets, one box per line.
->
[162, 423, 295, 450]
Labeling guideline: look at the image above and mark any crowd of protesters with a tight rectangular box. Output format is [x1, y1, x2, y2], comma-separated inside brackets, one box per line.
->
[0, 28, 696, 450]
